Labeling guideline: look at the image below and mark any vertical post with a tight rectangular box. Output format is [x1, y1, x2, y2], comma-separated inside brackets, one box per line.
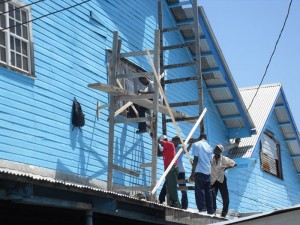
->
[193, 0, 204, 133]
[86, 210, 93, 225]
[150, 29, 160, 201]
[158, 0, 166, 135]
[107, 32, 119, 191]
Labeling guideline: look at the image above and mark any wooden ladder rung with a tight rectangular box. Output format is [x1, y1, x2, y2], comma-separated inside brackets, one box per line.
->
[114, 117, 149, 124]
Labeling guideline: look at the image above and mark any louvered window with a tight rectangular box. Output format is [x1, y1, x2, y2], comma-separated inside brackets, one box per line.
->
[260, 132, 283, 179]
[0, 0, 34, 76]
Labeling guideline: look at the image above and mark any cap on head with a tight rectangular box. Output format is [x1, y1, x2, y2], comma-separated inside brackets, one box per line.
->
[214, 144, 224, 154]
[159, 135, 167, 141]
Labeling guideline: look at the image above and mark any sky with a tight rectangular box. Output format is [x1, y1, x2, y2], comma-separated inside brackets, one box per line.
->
[198, 0, 300, 130]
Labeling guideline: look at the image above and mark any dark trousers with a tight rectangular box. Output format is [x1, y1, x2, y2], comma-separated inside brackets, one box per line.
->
[137, 106, 146, 130]
[159, 172, 188, 209]
[178, 172, 188, 209]
[212, 176, 229, 217]
[194, 172, 214, 214]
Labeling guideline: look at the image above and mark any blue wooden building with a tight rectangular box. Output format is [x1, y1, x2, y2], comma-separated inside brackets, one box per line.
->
[0, 0, 299, 224]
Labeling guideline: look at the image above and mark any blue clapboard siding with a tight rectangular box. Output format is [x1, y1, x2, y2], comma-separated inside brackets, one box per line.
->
[0, 0, 255, 213]
[227, 112, 300, 213]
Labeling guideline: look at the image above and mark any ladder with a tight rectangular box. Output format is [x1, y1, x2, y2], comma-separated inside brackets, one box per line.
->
[89, 31, 161, 200]
[158, 0, 204, 134]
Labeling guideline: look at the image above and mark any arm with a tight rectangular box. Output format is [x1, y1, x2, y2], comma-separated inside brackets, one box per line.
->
[189, 156, 198, 182]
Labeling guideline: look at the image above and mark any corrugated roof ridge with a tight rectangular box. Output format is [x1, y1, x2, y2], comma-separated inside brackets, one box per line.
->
[239, 83, 282, 92]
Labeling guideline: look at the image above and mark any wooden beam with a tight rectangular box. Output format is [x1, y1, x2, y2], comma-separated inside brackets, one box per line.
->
[166, 116, 199, 123]
[162, 24, 194, 32]
[164, 76, 197, 84]
[163, 42, 194, 51]
[140, 162, 153, 168]
[114, 102, 133, 117]
[164, 61, 196, 69]
[112, 164, 140, 177]
[118, 93, 155, 101]
[169, 101, 199, 107]
[117, 72, 153, 79]
[88, 82, 191, 119]
[151, 107, 207, 194]
[118, 50, 154, 58]
[114, 117, 148, 124]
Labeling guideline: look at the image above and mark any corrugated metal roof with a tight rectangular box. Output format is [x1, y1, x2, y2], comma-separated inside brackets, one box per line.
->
[229, 83, 300, 173]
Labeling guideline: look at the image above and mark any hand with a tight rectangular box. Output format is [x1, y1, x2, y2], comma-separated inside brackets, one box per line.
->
[189, 174, 195, 183]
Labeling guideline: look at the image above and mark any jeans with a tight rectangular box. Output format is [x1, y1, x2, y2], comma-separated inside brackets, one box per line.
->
[212, 176, 229, 217]
[194, 172, 214, 214]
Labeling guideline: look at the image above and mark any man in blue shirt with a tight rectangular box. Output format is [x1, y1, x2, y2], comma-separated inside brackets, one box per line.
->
[189, 133, 214, 215]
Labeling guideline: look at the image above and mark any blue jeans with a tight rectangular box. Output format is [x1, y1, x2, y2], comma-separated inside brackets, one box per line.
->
[194, 172, 214, 214]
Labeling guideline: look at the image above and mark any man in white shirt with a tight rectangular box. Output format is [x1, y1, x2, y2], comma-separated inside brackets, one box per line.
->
[211, 145, 237, 217]
[189, 133, 214, 214]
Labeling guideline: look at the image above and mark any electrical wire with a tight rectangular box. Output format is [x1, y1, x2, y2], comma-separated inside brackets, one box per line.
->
[230, 0, 293, 140]
[0, 0, 91, 31]
[0, 0, 45, 16]
[246, 0, 293, 113]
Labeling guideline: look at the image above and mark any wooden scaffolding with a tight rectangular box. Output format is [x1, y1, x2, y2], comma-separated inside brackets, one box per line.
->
[88, 0, 204, 200]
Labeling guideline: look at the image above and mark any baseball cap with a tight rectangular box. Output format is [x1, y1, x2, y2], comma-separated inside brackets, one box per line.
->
[159, 135, 167, 141]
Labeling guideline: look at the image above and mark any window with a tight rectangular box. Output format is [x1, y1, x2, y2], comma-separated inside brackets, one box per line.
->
[260, 131, 283, 179]
[0, 0, 34, 76]
[107, 51, 147, 117]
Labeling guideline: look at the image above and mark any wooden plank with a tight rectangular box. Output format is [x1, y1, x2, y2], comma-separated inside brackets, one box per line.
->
[147, 48, 207, 195]
[162, 24, 194, 33]
[166, 116, 199, 123]
[163, 42, 194, 51]
[118, 93, 155, 101]
[164, 61, 196, 69]
[117, 72, 153, 79]
[118, 50, 154, 58]
[169, 101, 199, 107]
[112, 164, 140, 177]
[114, 117, 148, 124]
[88, 82, 190, 119]
[107, 32, 119, 191]
[164, 76, 197, 84]
[151, 106, 207, 194]
[114, 102, 133, 117]
[140, 162, 152, 168]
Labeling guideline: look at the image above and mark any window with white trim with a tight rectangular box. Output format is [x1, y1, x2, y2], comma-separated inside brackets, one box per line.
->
[260, 131, 283, 179]
[0, 0, 34, 76]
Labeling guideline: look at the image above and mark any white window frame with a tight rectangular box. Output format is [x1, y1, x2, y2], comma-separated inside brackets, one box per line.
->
[0, 0, 34, 77]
